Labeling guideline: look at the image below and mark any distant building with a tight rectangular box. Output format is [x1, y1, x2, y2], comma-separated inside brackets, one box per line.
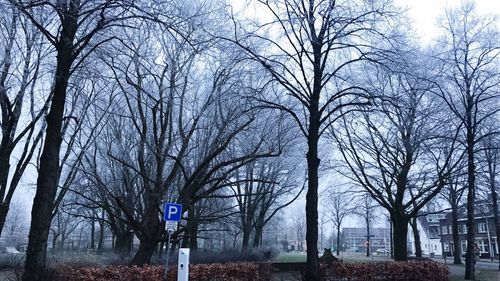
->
[439, 201, 498, 259]
[342, 227, 391, 254]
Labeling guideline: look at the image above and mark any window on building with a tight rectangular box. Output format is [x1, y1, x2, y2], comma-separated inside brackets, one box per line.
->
[476, 240, 487, 253]
[459, 225, 467, 234]
[435, 245, 437, 251]
[478, 222, 487, 233]
[461, 241, 467, 253]
[442, 226, 448, 235]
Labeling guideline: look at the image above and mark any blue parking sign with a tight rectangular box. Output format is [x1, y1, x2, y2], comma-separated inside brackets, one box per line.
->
[164, 203, 182, 222]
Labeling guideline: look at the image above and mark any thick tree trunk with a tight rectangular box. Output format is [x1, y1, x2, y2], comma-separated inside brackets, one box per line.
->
[253, 224, 263, 248]
[392, 216, 408, 261]
[97, 218, 104, 251]
[451, 204, 462, 264]
[22, 48, 73, 281]
[114, 232, 132, 259]
[241, 227, 251, 252]
[21, 4, 79, 278]
[0, 204, 9, 237]
[410, 218, 422, 257]
[489, 175, 500, 270]
[0, 142, 13, 237]
[464, 115, 476, 280]
[181, 211, 198, 250]
[305, 124, 320, 281]
[189, 221, 198, 251]
[130, 239, 157, 265]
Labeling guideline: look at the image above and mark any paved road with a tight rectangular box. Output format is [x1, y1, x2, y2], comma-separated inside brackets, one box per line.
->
[434, 257, 500, 270]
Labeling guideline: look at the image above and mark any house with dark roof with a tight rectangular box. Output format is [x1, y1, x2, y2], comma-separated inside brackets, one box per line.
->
[439, 201, 498, 259]
[408, 213, 445, 256]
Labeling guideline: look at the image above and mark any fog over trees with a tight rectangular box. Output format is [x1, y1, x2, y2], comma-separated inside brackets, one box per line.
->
[0, 0, 498, 281]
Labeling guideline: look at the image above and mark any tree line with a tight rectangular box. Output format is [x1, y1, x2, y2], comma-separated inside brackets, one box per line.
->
[0, 0, 498, 281]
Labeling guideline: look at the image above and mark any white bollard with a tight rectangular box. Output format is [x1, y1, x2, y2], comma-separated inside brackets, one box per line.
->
[177, 248, 190, 281]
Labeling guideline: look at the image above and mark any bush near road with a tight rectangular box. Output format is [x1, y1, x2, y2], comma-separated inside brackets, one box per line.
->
[52, 263, 272, 281]
[321, 261, 449, 281]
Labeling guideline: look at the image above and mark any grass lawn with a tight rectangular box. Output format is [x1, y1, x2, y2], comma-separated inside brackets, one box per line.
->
[273, 252, 500, 280]
[273, 252, 306, 263]
[448, 264, 499, 281]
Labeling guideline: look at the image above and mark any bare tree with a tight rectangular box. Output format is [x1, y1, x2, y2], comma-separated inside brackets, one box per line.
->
[0, 1, 49, 236]
[435, 2, 499, 278]
[70, 14, 282, 265]
[479, 124, 500, 270]
[6, 1, 163, 279]
[228, 1, 398, 278]
[352, 194, 378, 257]
[323, 191, 351, 256]
[3, 199, 26, 238]
[50, 202, 83, 251]
[332, 57, 463, 261]
[440, 164, 467, 264]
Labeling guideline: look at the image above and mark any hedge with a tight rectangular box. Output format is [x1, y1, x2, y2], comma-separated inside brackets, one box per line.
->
[52, 260, 448, 281]
[321, 261, 449, 281]
[53, 263, 272, 281]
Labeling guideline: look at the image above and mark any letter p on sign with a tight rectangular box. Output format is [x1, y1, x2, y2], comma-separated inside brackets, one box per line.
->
[164, 203, 182, 222]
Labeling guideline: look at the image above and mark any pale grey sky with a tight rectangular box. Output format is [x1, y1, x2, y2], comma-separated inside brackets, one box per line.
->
[396, 0, 500, 44]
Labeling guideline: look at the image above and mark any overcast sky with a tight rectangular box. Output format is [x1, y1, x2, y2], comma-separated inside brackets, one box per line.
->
[397, 0, 500, 45]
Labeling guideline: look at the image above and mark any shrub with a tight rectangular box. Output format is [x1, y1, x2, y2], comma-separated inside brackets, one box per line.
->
[53, 262, 272, 281]
[0, 253, 24, 270]
[189, 247, 280, 264]
[321, 261, 449, 281]
[319, 248, 338, 265]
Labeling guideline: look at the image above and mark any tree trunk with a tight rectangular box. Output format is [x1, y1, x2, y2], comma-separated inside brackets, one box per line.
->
[253, 225, 263, 248]
[22, 4, 78, 279]
[22, 45, 74, 281]
[130, 239, 157, 265]
[451, 204, 462, 264]
[392, 216, 409, 261]
[305, 121, 320, 281]
[97, 219, 104, 251]
[0, 147, 15, 238]
[241, 227, 251, 252]
[114, 232, 132, 259]
[336, 227, 341, 256]
[181, 211, 198, 251]
[464, 113, 476, 280]
[488, 176, 500, 271]
[157, 242, 165, 259]
[410, 217, 422, 258]
[390, 220, 393, 259]
[51, 234, 58, 252]
[0, 204, 9, 237]
[366, 219, 370, 257]
[189, 220, 198, 251]
[90, 218, 95, 249]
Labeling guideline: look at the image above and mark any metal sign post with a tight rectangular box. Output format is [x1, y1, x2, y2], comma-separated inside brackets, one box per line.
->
[163, 203, 182, 281]
[164, 229, 173, 281]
